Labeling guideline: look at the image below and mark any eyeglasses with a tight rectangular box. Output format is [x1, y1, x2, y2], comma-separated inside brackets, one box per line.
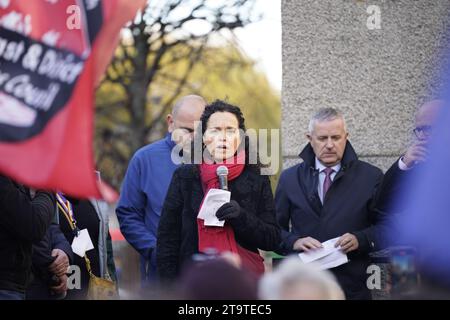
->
[413, 125, 432, 138]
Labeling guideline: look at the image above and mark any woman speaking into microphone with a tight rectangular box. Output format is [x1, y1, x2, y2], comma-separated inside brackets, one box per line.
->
[156, 100, 280, 282]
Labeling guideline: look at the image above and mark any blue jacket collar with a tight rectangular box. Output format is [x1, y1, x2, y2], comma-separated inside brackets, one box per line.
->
[165, 132, 176, 149]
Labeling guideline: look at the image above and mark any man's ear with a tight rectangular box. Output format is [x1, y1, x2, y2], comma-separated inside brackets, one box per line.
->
[345, 132, 349, 140]
[167, 114, 174, 132]
[306, 132, 312, 142]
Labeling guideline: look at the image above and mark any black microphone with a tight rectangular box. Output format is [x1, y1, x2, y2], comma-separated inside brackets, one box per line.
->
[216, 166, 229, 190]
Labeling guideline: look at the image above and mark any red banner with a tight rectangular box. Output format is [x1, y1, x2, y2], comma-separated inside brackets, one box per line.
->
[0, 0, 145, 201]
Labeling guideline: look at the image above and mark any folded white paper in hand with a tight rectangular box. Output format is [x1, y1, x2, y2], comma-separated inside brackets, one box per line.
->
[298, 237, 348, 270]
[197, 188, 231, 227]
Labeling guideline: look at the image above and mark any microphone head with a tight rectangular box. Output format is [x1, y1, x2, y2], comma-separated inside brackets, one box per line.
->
[216, 165, 229, 176]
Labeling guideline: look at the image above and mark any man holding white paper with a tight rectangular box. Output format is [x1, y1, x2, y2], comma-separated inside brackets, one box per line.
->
[275, 108, 386, 299]
[298, 237, 348, 270]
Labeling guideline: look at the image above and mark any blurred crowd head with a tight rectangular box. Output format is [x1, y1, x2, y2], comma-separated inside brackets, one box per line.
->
[175, 253, 258, 300]
[258, 256, 345, 300]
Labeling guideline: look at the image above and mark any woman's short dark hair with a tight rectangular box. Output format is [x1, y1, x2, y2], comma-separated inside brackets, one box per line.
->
[189, 99, 261, 169]
[200, 100, 246, 135]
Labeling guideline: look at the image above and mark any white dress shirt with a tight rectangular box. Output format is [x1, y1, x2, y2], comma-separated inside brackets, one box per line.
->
[316, 158, 341, 204]
[398, 157, 413, 171]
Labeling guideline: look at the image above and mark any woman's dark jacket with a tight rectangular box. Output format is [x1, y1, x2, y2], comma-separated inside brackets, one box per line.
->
[156, 164, 281, 281]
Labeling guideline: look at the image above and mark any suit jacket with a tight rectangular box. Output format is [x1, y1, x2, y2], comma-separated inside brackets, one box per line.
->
[275, 142, 385, 300]
[374, 158, 423, 248]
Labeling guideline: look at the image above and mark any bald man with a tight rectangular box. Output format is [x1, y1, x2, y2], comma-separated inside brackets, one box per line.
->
[116, 95, 206, 286]
[375, 100, 445, 245]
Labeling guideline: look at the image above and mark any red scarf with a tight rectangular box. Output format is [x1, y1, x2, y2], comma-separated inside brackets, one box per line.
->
[197, 150, 264, 275]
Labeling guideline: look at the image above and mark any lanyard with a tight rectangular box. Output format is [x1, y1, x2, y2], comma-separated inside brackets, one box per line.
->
[56, 192, 80, 237]
[56, 193, 95, 275]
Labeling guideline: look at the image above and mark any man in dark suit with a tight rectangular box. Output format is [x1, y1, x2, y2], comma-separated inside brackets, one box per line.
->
[375, 100, 446, 298]
[275, 107, 385, 300]
[376, 100, 444, 216]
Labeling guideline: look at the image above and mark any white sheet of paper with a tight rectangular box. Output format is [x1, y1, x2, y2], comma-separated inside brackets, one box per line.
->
[298, 237, 348, 269]
[197, 188, 231, 227]
[298, 237, 339, 263]
[71, 228, 95, 258]
[315, 250, 349, 270]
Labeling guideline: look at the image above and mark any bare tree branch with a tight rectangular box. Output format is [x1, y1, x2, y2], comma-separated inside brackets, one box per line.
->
[145, 41, 206, 137]
[95, 0, 258, 188]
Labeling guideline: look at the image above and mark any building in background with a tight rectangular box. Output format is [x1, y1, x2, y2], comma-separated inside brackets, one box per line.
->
[282, 0, 450, 171]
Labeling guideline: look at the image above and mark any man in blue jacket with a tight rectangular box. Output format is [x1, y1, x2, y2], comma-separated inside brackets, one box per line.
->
[116, 95, 206, 287]
[275, 108, 386, 300]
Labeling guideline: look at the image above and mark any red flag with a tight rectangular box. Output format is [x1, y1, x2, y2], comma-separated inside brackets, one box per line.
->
[0, 0, 146, 201]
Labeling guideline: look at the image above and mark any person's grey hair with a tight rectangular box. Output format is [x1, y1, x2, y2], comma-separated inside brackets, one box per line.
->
[308, 108, 347, 134]
[258, 256, 345, 300]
